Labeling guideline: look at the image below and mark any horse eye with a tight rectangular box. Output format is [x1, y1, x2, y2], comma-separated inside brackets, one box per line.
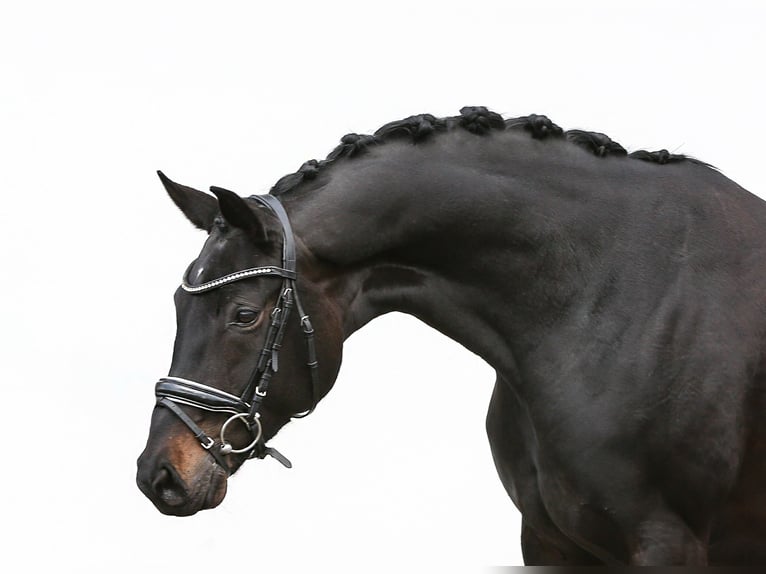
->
[235, 309, 259, 324]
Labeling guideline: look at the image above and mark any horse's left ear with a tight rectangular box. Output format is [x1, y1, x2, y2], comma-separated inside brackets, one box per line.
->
[158, 170, 218, 231]
[210, 186, 269, 244]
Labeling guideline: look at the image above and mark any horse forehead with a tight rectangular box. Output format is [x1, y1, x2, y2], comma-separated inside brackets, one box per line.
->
[189, 232, 260, 284]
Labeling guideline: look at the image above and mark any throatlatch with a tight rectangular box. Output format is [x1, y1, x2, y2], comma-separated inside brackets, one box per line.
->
[153, 192, 320, 473]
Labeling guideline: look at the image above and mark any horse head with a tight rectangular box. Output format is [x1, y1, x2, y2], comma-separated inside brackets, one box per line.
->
[136, 172, 343, 516]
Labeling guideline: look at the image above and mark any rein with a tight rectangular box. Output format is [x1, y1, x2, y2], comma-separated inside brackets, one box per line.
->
[154, 192, 319, 473]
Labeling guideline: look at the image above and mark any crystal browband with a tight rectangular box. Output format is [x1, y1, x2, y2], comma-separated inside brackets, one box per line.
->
[181, 265, 297, 294]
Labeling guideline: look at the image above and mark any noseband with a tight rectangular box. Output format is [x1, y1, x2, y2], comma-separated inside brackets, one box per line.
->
[154, 192, 319, 472]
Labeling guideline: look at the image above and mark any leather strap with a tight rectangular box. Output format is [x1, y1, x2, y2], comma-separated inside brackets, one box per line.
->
[157, 397, 231, 471]
[251, 194, 297, 272]
[181, 264, 296, 293]
[156, 377, 250, 414]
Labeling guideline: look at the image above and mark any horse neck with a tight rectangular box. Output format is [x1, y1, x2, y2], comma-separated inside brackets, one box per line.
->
[282, 134, 620, 369]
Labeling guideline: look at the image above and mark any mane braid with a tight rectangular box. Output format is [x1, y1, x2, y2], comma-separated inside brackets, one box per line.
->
[374, 113, 448, 142]
[565, 130, 627, 157]
[505, 114, 564, 139]
[269, 107, 711, 196]
[457, 106, 505, 134]
[629, 149, 713, 168]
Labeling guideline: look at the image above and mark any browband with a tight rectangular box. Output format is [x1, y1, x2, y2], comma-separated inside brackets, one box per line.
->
[181, 265, 296, 293]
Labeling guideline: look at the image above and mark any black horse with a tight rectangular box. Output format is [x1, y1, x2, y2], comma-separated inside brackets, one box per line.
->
[137, 107, 766, 565]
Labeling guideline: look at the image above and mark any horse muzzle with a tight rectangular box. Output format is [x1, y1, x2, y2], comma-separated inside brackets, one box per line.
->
[136, 440, 229, 516]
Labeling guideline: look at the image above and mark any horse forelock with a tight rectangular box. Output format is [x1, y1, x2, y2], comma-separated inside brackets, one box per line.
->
[269, 107, 714, 196]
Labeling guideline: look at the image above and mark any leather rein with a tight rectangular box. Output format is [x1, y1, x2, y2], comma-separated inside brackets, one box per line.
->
[154, 192, 319, 473]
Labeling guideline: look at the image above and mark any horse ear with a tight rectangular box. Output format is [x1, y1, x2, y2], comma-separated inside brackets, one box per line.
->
[157, 170, 218, 231]
[209, 186, 269, 244]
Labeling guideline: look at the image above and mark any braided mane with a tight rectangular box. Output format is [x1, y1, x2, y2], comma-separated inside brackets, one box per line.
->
[270, 106, 710, 196]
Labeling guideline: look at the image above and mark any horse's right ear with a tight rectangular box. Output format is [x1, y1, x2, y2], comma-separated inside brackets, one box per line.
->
[157, 170, 218, 231]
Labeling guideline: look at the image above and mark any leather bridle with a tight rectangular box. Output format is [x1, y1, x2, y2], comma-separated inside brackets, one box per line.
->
[154, 192, 319, 473]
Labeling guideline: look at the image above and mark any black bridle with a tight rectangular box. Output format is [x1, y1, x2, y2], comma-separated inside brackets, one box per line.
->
[154, 192, 319, 473]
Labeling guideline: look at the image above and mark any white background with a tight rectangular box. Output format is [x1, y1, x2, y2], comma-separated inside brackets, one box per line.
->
[2, 1, 765, 572]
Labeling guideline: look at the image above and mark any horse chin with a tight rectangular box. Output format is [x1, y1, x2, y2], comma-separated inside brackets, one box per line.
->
[201, 465, 228, 510]
[155, 464, 228, 517]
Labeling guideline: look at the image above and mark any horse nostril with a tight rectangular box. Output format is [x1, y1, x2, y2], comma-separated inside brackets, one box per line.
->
[151, 465, 188, 507]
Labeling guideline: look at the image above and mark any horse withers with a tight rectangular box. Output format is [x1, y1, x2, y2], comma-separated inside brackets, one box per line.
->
[137, 108, 766, 565]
